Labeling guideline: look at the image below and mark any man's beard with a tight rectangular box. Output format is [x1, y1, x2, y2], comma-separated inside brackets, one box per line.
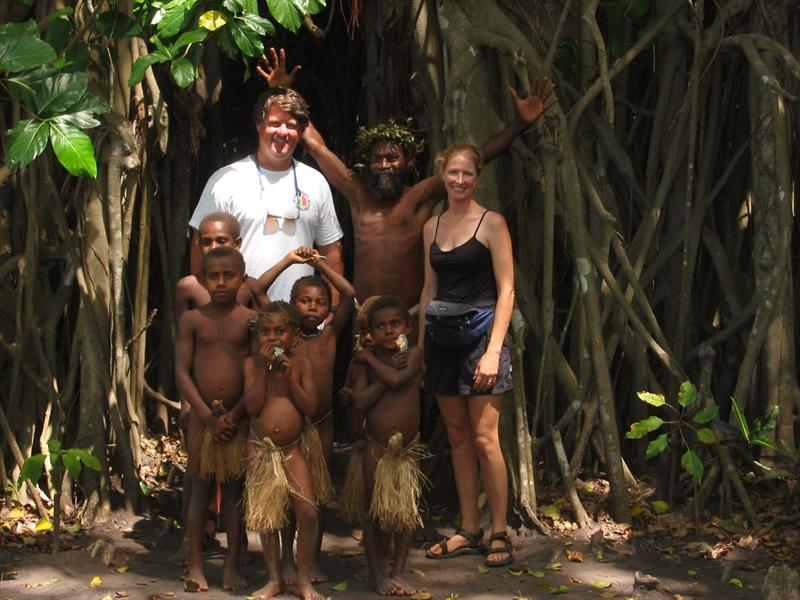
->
[367, 165, 412, 202]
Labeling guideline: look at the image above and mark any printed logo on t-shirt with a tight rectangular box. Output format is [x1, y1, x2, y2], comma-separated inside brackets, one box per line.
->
[295, 191, 310, 211]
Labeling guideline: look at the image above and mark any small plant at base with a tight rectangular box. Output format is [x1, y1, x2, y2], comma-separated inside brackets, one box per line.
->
[17, 440, 101, 555]
[628, 381, 779, 488]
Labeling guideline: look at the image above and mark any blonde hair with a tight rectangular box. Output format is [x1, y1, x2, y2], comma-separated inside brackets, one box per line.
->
[434, 143, 484, 177]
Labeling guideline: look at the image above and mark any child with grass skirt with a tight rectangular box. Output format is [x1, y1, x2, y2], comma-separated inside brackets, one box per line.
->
[254, 247, 355, 583]
[243, 302, 324, 600]
[352, 296, 426, 596]
[174, 247, 255, 593]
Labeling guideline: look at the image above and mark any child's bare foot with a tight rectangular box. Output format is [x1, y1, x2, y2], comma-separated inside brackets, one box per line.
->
[184, 566, 208, 593]
[254, 579, 283, 599]
[388, 574, 416, 596]
[280, 559, 297, 585]
[293, 580, 325, 600]
[375, 576, 402, 596]
[222, 558, 247, 590]
[169, 538, 188, 566]
[309, 561, 328, 583]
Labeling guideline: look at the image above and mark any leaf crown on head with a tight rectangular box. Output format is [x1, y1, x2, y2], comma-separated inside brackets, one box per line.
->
[353, 119, 426, 172]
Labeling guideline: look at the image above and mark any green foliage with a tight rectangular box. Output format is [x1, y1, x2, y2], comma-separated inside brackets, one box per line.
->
[626, 415, 664, 439]
[1, 21, 108, 177]
[630, 382, 781, 490]
[129, 0, 324, 87]
[17, 442, 101, 489]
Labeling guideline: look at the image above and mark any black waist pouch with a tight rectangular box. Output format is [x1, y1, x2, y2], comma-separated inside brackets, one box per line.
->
[424, 300, 494, 349]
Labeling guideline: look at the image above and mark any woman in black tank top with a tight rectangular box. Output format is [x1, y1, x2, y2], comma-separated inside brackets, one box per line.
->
[419, 143, 516, 567]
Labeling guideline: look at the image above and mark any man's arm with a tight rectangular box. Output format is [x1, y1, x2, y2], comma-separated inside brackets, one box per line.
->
[480, 82, 558, 162]
[303, 123, 364, 205]
[316, 239, 344, 308]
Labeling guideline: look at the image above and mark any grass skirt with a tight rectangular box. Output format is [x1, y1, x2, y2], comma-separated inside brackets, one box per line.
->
[244, 437, 295, 532]
[339, 440, 366, 525]
[301, 420, 335, 506]
[198, 425, 245, 483]
[369, 432, 428, 532]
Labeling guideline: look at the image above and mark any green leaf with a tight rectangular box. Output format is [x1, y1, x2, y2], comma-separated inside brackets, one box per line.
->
[626, 415, 664, 439]
[681, 449, 704, 486]
[47, 439, 62, 453]
[237, 12, 275, 36]
[96, 11, 143, 37]
[48, 7, 74, 19]
[5, 119, 50, 169]
[45, 17, 72, 54]
[76, 449, 102, 471]
[223, 0, 245, 11]
[636, 391, 665, 407]
[692, 404, 719, 424]
[198, 9, 228, 30]
[0, 30, 57, 72]
[62, 41, 90, 73]
[229, 19, 263, 57]
[52, 111, 102, 130]
[678, 381, 697, 408]
[129, 51, 169, 86]
[170, 57, 195, 87]
[33, 72, 88, 116]
[730, 396, 750, 443]
[302, 0, 326, 15]
[651, 499, 669, 514]
[761, 405, 779, 433]
[550, 585, 570, 595]
[645, 433, 668, 459]
[49, 122, 97, 178]
[332, 580, 348, 591]
[139, 480, 150, 495]
[696, 428, 717, 444]
[61, 450, 82, 481]
[752, 437, 779, 451]
[268, 0, 303, 33]
[18, 453, 46, 487]
[728, 578, 744, 588]
[157, 0, 194, 37]
[172, 27, 208, 51]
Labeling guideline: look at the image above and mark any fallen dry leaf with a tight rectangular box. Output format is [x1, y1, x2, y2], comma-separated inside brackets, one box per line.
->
[566, 549, 583, 562]
[90, 576, 103, 587]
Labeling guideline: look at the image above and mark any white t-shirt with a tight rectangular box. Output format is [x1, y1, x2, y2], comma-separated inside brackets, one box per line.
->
[189, 155, 343, 301]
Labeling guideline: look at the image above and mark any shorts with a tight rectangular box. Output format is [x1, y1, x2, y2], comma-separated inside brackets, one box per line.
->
[424, 329, 514, 396]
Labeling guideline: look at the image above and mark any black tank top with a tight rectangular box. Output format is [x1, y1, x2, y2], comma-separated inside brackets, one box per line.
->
[430, 210, 497, 305]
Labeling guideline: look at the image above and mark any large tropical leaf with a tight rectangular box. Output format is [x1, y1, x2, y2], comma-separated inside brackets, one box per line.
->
[5, 119, 50, 168]
[49, 122, 98, 178]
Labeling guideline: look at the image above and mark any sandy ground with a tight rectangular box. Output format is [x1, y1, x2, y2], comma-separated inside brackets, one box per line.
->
[1, 511, 767, 600]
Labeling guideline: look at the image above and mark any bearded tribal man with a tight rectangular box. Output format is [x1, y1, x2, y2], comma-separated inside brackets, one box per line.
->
[259, 49, 556, 337]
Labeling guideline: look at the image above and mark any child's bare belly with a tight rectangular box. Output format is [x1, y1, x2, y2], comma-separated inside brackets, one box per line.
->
[365, 398, 419, 447]
[193, 351, 244, 411]
[251, 396, 304, 447]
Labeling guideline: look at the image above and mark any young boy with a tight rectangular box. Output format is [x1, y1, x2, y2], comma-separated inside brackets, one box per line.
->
[353, 296, 425, 596]
[174, 246, 255, 592]
[255, 246, 355, 583]
[243, 302, 324, 600]
[172, 211, 252, 567]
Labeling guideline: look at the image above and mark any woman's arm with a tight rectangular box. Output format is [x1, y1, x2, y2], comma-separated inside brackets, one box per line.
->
[473, 212, 515, 390]
[417, 217, 439, 346]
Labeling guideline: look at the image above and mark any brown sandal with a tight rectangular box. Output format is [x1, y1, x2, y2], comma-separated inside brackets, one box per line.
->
[425, 528, 485, 559]
[484, 531, 513, 568]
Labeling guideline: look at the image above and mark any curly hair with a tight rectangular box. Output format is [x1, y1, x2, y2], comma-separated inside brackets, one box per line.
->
[258, 301, 301, 329]
[252, 88, 310, 129]
[353, 119, 426, 172]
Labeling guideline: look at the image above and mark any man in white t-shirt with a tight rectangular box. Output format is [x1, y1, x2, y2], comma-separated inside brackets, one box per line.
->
[189, 88, 344, 302]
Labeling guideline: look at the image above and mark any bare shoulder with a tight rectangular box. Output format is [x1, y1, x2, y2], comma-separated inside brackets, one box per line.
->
[178, 307, 201, 329]
[484, 209, 509, 229]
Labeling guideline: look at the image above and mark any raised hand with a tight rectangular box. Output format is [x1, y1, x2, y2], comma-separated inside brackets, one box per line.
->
[508, 78, 558, 126]
[256, 47, 302, 89]
[290, 246, 319, 264]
